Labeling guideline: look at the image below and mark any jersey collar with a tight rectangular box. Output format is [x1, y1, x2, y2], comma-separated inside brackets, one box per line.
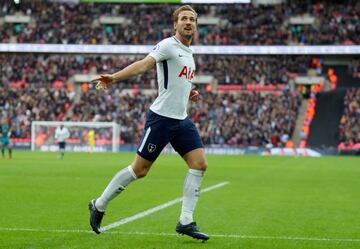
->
[172, 36, 193, 53]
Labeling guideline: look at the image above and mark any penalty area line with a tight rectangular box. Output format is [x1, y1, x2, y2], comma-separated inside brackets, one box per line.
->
[100, 181, 230, 232]
[0, 228, 360, 242]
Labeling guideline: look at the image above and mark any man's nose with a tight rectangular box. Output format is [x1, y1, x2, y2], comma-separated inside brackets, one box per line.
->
[185, 19, 192, 24]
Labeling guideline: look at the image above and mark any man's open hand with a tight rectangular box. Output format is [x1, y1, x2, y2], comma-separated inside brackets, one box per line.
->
[91, 74, 114, 90]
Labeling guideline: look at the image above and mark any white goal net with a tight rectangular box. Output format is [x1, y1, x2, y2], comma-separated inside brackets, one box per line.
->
[31, 121, 120, 153]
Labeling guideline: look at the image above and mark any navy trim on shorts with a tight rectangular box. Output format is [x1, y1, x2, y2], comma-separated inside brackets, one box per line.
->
[162, 60, 168, 90]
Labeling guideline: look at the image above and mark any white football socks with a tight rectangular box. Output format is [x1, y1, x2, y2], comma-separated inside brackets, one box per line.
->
[179, 169, 204, 225]
[95, 165, 137, 212]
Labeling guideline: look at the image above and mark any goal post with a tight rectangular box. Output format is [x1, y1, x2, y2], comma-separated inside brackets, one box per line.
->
[31, 121, 120, 153]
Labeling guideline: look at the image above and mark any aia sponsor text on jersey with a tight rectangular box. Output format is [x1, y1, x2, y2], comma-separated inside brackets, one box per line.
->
[178, 66, 195, 80]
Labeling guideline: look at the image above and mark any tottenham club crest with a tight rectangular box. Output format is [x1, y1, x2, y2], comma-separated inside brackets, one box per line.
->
[148, 143, 156, 153]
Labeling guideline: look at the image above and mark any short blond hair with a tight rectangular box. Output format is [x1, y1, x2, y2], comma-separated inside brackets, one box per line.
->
[172, 5, 198, 23]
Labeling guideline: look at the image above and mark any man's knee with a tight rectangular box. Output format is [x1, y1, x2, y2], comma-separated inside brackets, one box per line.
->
[132, 165, 151, 178]
[189, 158, 208, 171]
[131, 155, 153, 178]
[183, 149, 208, 171]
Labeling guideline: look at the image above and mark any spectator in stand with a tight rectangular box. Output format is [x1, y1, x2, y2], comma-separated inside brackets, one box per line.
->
[349, 59, 360, 78]
[338, 88, 360, 150]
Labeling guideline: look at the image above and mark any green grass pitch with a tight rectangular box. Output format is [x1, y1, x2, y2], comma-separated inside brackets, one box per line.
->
[0, 151, 359, 249]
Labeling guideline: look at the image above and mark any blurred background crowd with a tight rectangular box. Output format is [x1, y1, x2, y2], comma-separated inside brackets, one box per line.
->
[1, 1, 359, 45]
[1, 54, 322, 88]
[0, 0, 359, 152]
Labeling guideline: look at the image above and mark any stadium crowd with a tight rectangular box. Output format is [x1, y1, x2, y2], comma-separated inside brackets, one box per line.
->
[72, 91, 155, 144]
[1, 83, 301, 148]
[338, 88, 360, 150]
[0, 54, 155, 88]
[189, 91, 301, 147]
[1, 1, 359, 45]
[1, 51, 309, 147]
[198, 55, 311, 85]
[349, 59, 360, 78]
[1, 54, 316, 89]
[65, 90, 302, 147]
[0, 87, 73, 139]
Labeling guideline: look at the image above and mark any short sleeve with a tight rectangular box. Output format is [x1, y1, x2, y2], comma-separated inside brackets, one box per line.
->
[148, 40, 172, 62]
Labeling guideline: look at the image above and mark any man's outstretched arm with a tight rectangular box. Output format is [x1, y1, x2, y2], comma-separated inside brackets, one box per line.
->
[91, 55, 156, 89]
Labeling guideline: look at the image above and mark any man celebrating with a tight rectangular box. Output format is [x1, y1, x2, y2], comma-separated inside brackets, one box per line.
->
[89, 5, 209, 241]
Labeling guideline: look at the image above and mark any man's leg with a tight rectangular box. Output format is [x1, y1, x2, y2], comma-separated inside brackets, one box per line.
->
[176, 148, 209, 241]
[61, 144, 65, 159]
[1, 144, 4, 158]
[89, 154, 153, 234]
[180, 148, 207, 225]
[89, 110, 171, 234]
[89, 143, 94, 153]
[95, 154, 153, 211]
[169, 117, 209, 241]
[8, 145, 12, 159]
[58, 143, 62, 159]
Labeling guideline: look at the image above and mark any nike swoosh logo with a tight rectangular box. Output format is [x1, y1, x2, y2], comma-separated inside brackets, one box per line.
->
[178, 54, 183, 57]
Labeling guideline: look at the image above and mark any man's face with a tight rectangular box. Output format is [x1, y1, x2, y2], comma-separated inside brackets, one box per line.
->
[174, 10, 197, 39]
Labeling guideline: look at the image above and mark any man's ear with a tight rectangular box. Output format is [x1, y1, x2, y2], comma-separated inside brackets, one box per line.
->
[174, 22, 177, 31]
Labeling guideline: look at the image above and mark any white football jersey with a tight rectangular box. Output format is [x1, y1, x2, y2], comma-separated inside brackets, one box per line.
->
[148, 36, 196, 120]
[55, 127, 70, 142]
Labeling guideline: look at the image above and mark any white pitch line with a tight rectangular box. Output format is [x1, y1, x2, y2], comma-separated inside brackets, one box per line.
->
[100, 181, 229, 232]
[0, 227, 92, 234]
[1, 228, 360, 243]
